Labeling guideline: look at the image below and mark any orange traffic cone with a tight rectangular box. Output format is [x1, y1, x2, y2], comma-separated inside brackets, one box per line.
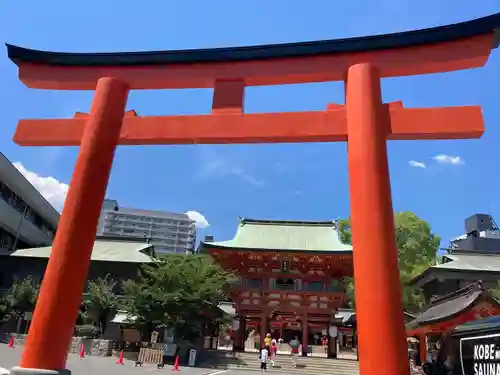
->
[172, 355, 180, 372]
[116, 350, 124, 365]
[7, 336, 14, 348]
[79, 343, 85, 359]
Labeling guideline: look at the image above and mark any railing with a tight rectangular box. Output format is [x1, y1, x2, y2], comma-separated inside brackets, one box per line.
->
[274, 284, 296, 291]
[229, 281, 344, 293]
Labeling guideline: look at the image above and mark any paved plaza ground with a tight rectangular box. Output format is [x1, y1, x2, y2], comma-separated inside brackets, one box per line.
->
[0, 344, 360, 374]
[0, 344, 232, 375]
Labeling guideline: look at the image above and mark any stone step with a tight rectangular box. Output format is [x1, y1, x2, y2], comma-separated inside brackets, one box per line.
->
[198, 358, 359, 373]
[200, 350, 359, 374]
[213, 352, 357, 361]
[201, 362, 358, 370]
[207, 355, 358, 367]
[200, 363, 359, 375]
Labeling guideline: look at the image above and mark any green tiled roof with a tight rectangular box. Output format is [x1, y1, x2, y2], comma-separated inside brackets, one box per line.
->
[434, 254, 500, 272]
[409, 253, 500, 286]
[202, 218, 352, 253]
[8, 240, 155, 263]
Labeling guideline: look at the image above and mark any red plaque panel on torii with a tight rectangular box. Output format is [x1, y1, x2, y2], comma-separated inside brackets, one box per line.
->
[5, 12, 500, 375]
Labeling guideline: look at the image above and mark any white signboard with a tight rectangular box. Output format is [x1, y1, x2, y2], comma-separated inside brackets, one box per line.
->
[329, 325, 338, 338]
[232, 318, 240, 331]
[188, 349, 197, 367]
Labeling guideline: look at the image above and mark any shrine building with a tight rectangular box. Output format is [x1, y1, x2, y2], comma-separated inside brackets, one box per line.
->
[405, 214, 500, 364]
[198, 218, 353, 356]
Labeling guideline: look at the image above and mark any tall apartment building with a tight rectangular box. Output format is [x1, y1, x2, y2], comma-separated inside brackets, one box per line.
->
[0, 153, 59, 250]
[96, 199, 196, 254]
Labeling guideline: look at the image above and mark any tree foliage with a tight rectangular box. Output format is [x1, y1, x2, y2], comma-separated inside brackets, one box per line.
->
[121, 254, 235, 341]
[488, 281, 500, 302]
[5, 276, 40, 319]
[0, 295, 10, 323]
[83, 274, 119, 334]
[339, 212, 440, 312]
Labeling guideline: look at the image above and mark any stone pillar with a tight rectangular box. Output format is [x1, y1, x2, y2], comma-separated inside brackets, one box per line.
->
[346, 63, 409, 375]
[301, 315, 309, 356]
[235, 316, 247, 351]
[328, 335, 338, 358]
[11, 77, 129, 375]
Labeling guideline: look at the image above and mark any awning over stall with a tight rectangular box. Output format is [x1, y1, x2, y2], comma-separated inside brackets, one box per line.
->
[111, 311, 137, 324]
[218, 302, 236, 317]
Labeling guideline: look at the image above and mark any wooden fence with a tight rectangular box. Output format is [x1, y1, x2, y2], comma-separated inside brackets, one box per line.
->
[136, 347, 164, 365]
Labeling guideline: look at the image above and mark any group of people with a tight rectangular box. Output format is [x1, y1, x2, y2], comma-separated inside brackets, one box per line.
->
[259, 333, 278, 371]
[259, 333, 310, 371]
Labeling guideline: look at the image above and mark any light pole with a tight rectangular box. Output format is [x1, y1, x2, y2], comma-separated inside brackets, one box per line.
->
[12, 204, 28, 251]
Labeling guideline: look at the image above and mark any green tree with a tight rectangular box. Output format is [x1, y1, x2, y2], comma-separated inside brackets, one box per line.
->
[6, 276, 40, 320]
[342, 276, 356, 308]
[339, 212, 440, 312]
[0, 295, 10, 323]
[121, 254, 235, 342]
[83, 274, 119, 335]
[488, 281, 500, 301]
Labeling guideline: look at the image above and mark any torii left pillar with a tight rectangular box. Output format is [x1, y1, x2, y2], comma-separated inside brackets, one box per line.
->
[10, 77, 129, 375]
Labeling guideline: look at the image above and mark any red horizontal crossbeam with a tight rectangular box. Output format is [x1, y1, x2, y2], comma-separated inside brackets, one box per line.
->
[13, 104, 484, 146]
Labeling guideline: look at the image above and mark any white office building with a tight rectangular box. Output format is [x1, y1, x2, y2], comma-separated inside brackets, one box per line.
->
[0, 153, 59, 250]
[96, 199, 196, 254]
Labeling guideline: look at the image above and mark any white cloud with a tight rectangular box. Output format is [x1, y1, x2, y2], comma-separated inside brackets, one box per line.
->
[13, 162, 69, 211]
[14, 163, 211, 229]
[197, 150, 265, 187]
[408, 160, 426, 169]
[186, 211, 210, 229]
[432, 154, 465, 165]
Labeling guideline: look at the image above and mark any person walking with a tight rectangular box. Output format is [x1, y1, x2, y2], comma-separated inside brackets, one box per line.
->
[259, 347, 269, 372]
[264, 333, 272, 351]
[322, 336, 328, 357]
[289, 336, 300, 367]
[254, 332, 261, 350]
[270, 341, 278, 367]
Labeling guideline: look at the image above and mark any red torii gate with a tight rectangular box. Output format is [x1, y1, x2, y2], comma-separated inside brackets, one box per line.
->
[6, 12, 500, 375]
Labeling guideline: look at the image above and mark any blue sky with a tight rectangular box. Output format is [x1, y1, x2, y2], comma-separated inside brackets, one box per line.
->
[0, 1, 499, 248]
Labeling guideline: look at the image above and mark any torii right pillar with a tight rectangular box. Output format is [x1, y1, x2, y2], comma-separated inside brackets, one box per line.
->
[346, 63, 409, 375]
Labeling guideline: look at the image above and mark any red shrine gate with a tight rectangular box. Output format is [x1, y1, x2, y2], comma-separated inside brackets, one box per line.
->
[5, 12, 500, 375]
[199, 218, 354, 356]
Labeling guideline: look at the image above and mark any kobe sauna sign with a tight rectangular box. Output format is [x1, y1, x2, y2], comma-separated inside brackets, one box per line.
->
[5, 12, 500, 375]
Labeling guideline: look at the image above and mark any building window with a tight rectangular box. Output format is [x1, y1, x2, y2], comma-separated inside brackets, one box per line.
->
[245, 278, 263, 289]
[0, 226, 28, 250]
[275, 278, 294, 291]
[0, 181, 56, 238]
[308, 282, 325, 292]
